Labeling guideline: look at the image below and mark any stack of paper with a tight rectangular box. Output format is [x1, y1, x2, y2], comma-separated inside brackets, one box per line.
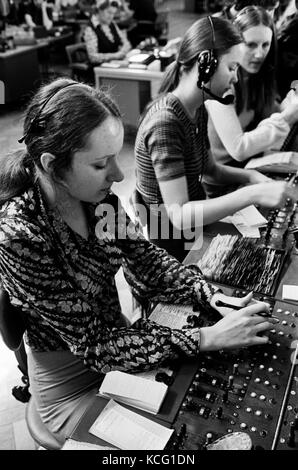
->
[89, 400, 173, 450]
[98, 370, 168, 415]
[245, 151, 298, 173]
[221, 205, 267, 238]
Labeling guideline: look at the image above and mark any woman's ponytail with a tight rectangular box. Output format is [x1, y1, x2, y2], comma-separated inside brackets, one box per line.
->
[0, 150, 35, 206]
[158, 61, 181, 95]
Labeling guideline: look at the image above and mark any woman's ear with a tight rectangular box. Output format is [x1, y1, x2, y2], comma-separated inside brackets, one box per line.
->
[40, 152, 55, 176]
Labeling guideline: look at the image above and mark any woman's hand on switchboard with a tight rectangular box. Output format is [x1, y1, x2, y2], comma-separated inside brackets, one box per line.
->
[199, 302, 279, 351]
[210, 291, 258, 317]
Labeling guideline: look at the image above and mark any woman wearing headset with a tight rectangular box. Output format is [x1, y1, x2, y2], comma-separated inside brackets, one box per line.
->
[205, 6, 298, 197]
[134, 15, 298, 261]
[0, 77, 276, 446]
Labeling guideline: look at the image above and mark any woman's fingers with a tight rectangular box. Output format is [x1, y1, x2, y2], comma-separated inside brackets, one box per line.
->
[248, 313, 279, 325]
[238, 301, 270, 317]
[253, 321, 274, 333]
[237, 291, 254, 306]
[250, 335, 269, 346]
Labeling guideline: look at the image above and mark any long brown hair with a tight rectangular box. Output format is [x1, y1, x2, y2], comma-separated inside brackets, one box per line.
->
[158, 16, 243, 95]
[0, 78, 121, 206]
[233, 5, 277, 120]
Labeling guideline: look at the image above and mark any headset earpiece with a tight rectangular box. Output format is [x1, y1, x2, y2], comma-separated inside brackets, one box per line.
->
[196, 16, 234, 105]
[197, 49, 218, 89]
[197, 16, 218, 90]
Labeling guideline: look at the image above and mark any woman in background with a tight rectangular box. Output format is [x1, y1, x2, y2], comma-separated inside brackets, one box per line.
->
[84, 0, 131, 64]
[134, 15, 298, 261]
[19, 0, 53, 30]
[205, 6, 298, 196]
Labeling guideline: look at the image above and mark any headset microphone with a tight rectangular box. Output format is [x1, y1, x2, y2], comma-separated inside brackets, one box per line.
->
[196, 17, 235, 106]
[201, 85, 234, 105]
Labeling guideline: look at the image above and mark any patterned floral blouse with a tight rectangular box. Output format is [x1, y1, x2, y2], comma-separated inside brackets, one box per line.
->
[0, 186, 215, 374]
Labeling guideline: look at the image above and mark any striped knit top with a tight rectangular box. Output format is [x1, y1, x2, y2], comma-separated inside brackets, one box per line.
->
[135, 93, 209, 210]
[0, 185, 216, 374]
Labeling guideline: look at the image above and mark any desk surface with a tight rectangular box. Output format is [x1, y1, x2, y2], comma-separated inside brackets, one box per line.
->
[68, 201, 298, 449]
[0, 44, 43, 58]
[68, 361, 197, 447]
[0, 32, 74, 59]
[94, 65, 164, 81]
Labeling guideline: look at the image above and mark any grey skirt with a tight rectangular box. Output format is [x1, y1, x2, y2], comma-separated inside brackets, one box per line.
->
[27, 349, 102, 446]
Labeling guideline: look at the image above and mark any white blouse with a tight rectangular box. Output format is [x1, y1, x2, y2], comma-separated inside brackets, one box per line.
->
[205, 99, 290, 166]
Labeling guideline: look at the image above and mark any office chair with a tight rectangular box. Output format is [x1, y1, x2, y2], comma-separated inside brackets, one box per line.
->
[65, 42, 94, 83]
[0, 287, 61, 450]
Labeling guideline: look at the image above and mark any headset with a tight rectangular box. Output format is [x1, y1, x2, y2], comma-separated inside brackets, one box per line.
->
[197, 16, 234, 106]
[18, 83, 80, 144]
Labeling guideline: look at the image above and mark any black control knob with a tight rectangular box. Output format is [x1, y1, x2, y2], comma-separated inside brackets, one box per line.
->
[177, 423, 187, 439]
[233, 364, 239, 375]
[228, 375, 234, 389]
[216, 406, 223, 419]
[205, 433, 213, 445]
[182, 397, 194, 411]
[171, 439, 179, 450]
[287, 422, 296, 448]
[222, 390, 229, 403]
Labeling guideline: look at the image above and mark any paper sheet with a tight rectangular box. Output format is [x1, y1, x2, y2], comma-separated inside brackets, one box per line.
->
[62, 438, 115, 450]
[149, 302, 195, 329]
[282, 284, 298, 301]
[245, 151, 298, 173]
[98, 370, 168, 414]
[235, 225, 261, 238]
[221, 205, 266, 237]
[89, 400, 173, 450]
[221, 205, 267, 227]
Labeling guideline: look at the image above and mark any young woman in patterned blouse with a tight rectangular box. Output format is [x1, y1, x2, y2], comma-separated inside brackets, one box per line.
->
[83, 0, 131, 65]
[134, 16, 298, 261]
[0, 78, 277, 445]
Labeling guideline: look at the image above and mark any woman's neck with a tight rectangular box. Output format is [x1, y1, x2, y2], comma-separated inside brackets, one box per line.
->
[38, 176, 89, 238]
[172, 81, 203, 120]
[37, 175, 82, 217]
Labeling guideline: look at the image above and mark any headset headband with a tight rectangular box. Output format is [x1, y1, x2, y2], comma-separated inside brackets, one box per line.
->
[18, 83, 81, 144]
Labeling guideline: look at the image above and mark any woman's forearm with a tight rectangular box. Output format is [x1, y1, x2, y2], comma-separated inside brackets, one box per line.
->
[168, 179, 298, 229]
[168, 185, 255, 228]
[210, 162, 253, 185]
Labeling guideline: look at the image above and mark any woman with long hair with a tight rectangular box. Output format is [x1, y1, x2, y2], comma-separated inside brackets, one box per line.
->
[205, 6, 298, 196]
[134, 15, 298, 261]
[0, 78, 276, 446]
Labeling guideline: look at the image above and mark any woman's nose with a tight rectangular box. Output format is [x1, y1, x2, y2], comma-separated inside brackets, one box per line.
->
[254, 46, 264, 59]
[107, 159, 124, 183]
